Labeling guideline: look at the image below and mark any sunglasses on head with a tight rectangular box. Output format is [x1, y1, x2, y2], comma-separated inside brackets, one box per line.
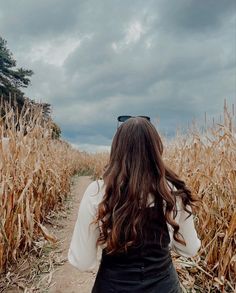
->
[117, 115, 150, 122]
[117, 115, 151, 128]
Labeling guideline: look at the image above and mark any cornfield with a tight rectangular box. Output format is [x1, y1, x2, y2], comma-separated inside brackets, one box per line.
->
[0, 100, 84, 273]
[162, 104, 236, 292]
[0, 98, 235, 292]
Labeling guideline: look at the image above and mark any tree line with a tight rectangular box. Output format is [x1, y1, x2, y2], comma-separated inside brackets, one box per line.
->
[0, 36, 61, 139]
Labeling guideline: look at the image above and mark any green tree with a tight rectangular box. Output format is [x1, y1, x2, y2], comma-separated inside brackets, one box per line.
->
[0, 36, 51, 119]
[0, 36, 33, 98]
[0, 36, 61, 139]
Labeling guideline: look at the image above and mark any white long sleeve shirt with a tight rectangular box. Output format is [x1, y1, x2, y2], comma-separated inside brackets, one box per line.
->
[68, 180, 201, 271]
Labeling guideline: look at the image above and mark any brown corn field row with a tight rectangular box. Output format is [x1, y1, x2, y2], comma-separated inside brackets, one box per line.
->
[162, 115, 236, 292]
[0, 101, 84, 273]
[0, 99, 235, 292]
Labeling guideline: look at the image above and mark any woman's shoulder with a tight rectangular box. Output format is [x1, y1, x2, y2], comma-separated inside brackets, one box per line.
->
[85, 178, 104, 192]
[84, 179, 105, 205]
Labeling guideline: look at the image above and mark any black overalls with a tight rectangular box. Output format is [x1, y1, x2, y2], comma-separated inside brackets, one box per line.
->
[91, 203, 182, 293]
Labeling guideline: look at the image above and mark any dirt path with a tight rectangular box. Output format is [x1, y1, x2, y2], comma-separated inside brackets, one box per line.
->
[48, 175, 98, 293]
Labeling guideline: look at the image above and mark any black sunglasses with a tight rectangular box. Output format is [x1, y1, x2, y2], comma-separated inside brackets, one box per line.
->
[118, 115, 150, 122]
[117, 115, 151, 128]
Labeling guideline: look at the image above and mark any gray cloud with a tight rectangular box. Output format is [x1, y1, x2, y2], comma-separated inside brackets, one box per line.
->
[156, 0, 236, 33]
[0, 0, 235, 152]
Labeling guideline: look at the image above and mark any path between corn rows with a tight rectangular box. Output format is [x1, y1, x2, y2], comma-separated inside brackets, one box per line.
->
[49, 175, 97, 293]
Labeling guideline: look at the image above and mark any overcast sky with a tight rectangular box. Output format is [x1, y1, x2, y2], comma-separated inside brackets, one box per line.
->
[0, 0, 235, 152]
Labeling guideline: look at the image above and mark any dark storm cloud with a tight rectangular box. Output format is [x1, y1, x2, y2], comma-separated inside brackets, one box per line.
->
[156, 0, 236, 33]
[0, 0, 235, 152]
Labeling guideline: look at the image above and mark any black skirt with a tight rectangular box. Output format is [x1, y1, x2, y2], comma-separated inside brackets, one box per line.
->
[91, 260, 182, 293]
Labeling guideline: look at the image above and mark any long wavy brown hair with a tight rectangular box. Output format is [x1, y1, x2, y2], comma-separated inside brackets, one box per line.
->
[94, 117, 195, 254]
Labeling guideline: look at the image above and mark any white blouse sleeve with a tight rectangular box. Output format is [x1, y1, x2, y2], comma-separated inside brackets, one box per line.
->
[168, 196, 201, 257]
[67, 181, 100, 271]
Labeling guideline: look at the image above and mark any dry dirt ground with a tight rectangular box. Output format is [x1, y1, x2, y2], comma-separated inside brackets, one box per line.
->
[48, 175, 98, 293]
